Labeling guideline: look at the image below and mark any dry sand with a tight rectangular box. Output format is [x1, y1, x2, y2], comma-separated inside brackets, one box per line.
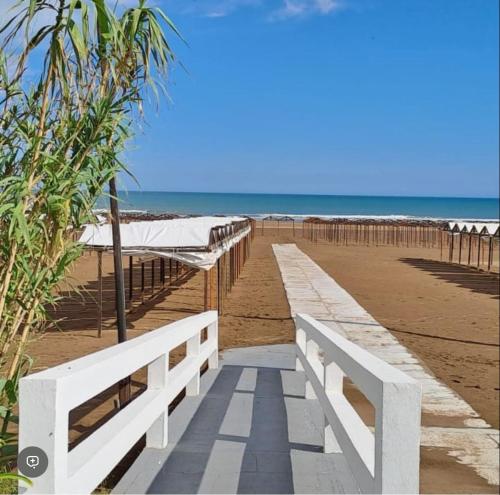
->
[23, 226, 499, 493]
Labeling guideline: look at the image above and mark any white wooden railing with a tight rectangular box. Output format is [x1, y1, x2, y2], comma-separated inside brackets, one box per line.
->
[19, 311, 218, 494]
[295, 313, 422, 494]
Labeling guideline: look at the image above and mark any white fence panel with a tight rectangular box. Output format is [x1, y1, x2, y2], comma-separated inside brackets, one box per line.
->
[295, 313, 422, 494]
[19, 311, 218, 494]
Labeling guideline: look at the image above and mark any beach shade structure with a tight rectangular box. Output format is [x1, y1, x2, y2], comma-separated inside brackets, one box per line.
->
[445, 222, 499, 271]
[79, 216, 253, 334]
[302, 217, 447, 248]
[261, 215, 296, 236]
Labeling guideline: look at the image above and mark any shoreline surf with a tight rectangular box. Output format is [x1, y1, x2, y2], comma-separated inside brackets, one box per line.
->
[94, 191, 500, 221]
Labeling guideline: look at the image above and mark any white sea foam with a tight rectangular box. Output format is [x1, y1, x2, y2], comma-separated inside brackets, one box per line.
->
[232, 213, 500, 223]
[92, 209, 499, 223]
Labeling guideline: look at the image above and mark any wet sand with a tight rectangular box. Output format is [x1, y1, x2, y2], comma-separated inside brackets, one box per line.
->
[24, 226, 499, 493]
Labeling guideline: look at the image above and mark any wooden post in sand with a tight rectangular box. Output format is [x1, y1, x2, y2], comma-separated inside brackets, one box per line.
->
[449, 232, 454, 263]
[458, 234, 462, 265]
[487, 236, 493, 272]
[477, 234, 482, 268]
[217, 259, 222, 316]
[97, 251, 103, 338]
[467, 233, 473, 265]
[128, 256, 133, 307]
[204, 270, 209, 311]
[209, 266, 217, 310]
[151, 259, 155, 294]
[141, 262, 145, 303]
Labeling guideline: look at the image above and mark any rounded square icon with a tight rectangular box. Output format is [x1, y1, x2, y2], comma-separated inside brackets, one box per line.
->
[18, 447, 48, 478]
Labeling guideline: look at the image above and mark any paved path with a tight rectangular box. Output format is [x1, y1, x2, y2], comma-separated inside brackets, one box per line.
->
[272, 243, 499, 486]
[114, 345, 360, 494]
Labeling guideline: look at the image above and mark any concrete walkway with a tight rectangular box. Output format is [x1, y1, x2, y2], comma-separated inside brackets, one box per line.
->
[114, 345, 360, 494]
[272, 244, 499, 486]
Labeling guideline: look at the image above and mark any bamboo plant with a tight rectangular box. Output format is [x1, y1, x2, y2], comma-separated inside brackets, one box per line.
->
[0, 0, 178, 479]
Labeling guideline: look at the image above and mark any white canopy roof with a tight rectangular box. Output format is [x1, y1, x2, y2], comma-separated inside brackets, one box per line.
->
[79, 216, 250, 270]
[447, 222, 499, 236]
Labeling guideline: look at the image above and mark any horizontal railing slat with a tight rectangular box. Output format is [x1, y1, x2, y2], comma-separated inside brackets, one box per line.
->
[68, 389, 165, 492]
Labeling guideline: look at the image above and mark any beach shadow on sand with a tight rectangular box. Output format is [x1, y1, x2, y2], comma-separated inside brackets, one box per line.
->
[47, 263, 200, 333]
[399, 258, 500, 300]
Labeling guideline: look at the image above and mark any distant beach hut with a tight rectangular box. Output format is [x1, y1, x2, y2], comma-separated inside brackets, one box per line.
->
[445, 221, 499, 271]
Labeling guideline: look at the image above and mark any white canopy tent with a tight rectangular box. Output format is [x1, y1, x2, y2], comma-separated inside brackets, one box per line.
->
[79, 216, 251, 270]
[79, 216, 253, 336]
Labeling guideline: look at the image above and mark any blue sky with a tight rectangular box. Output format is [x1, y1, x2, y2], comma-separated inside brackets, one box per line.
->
[15, 0, 500, 197]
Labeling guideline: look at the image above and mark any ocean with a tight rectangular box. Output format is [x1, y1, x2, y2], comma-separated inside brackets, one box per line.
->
[94, 191, 500, 221]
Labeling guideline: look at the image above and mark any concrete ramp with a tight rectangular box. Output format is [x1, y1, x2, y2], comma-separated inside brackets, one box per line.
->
[114, 345, 360, 494]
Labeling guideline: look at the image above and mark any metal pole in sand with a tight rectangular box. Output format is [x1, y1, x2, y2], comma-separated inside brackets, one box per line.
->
[108, 177, 130, 405]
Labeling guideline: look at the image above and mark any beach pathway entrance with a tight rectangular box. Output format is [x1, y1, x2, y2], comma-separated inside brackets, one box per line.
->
[113, 335, 420, 494]
[114, 344, 361, 494]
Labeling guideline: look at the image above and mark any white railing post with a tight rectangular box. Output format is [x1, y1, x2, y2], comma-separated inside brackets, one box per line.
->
[296, 324, 306, 371]
[323, 356, 343, 453]
[186, 332, 201, 396]
[208, 321, 218, 369]
[305, 339, 321, 399]
[374, 382, 421, 494]
[19, 379, 68, 494]
[146, 353, 169, 449]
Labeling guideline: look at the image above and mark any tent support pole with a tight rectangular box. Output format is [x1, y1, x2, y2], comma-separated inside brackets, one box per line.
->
[468, 234, 472, 265]
[204, 270, 209, 311]
[440, 230, 443, 261]
[487, 237, 493, 272]
[128, 256, 133, 307]
[217, 259, 221, 316]
[151, 259, 155, 294]
[477, 235, 481, 268]
[210, 266, 217, 310]
[141, 262, 145, 302]
[97, 251, 102, 338]
[458, 234, 462, 265]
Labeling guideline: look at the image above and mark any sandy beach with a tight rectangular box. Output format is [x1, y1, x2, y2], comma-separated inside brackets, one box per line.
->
[24, 224, 499, 493]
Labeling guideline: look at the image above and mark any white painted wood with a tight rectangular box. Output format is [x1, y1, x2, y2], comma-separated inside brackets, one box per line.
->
[207, 321, 219, 369]
[296, 313, 422, 494]
[186, 332, 201, 396]
[324, 356, 343, 454]
[305, 338, 321, 399]
[146, 353, 169, 448]
[19, 311, 218, 494]
[295, 326, 306, 371]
